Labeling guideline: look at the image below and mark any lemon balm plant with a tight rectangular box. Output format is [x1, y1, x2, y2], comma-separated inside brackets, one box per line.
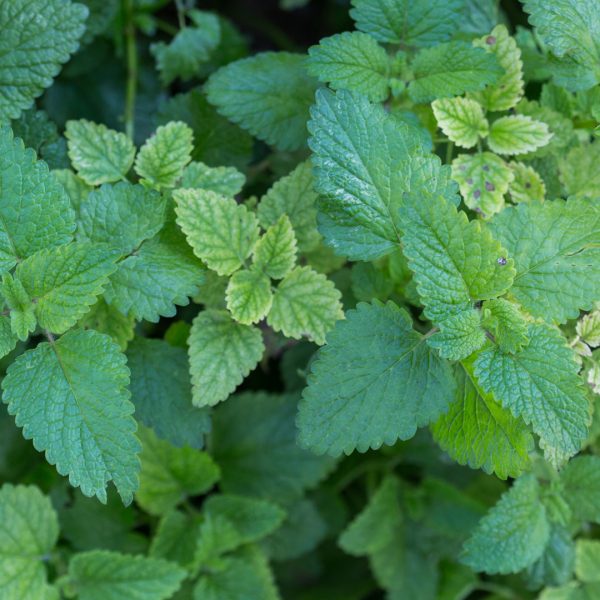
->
[0, 0, 600, 598]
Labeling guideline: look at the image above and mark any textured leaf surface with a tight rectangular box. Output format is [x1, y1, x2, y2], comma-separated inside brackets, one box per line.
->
[576, 541, 600, 583]
[136, 427, 219, 515]
[0, 0, 87, 120]
[2, 329, 140, 503]
[474, 323, 590, 466]
[307, 32, 390, 101]
[253, 215, 297, 280]
[2, 273, 36, 341]
[350, 0, 463, 47]
[16, 242, 118, 334]
[175, 189, 259, 276]
[0, 127, 75, 273]
[488, 115, 552, 155]
[0, 316, 18, 359]
[426, 310, 487, 361]
[65, 120, 135, 186]
[135, 122, 193, 189]
[431, 360, 533, 479]
[488, 198, 600, 322]
[432, 97, 488, 149]
[0, 484, 59, 600]
[462, 474, 550, 574]
[509, 161, 546, 203]
[560, 456, 600, 524]
[206, 52, 319, 151]
[409, 42, 502, 103]
[297, 301, 456, 456]
[188, 309, 264, 407]
[79, 183, 166, 254]
[127, 338, 210, 450]
[226, 269, 273, 325]
[181, 161, 245, 196]
[481, 298, 529, 354]
[79, 297, 134, 351]
[67, 550, 186, 600]
[211, 392, 335, 502]
[268, 266, 343, 345]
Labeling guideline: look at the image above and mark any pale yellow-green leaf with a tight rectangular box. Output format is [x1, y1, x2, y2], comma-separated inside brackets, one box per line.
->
[508, 162, 546, 203]
[488, 115, 552, 155]
[577, 311, 600, 347]
[225, 268, 273, 325]
[432, 97, 488, 148]
[253, 215, 297, 279]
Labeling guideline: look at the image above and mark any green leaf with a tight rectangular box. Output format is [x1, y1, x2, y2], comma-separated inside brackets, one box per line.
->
[2, 329, 140, 504]
[174, 188, 259, 276]
[426, 310, 487, 361]
[16, 242, 118, 334]
[560, 456, 600, 524]
[267, 266, 343, 345]
[308, 89, 453, 260]
[576, 540, 600, 583]
[1, 273, 36, 341]
[431, 359, 533, 480]
[488, 115, 552, 155]
[211, 392, 335, 502]
[53, 168, 92, 212]
[65, 120, 136, 186]
[79, 182, 166, 254]
[559, 143, 600, 198]
[104, 221, 205, 322]
[0, 484, 59, 600]
[0, 0, 87, 120]
[253, 215, 297, 280]
[225, 269, 273, 325]
[481, 298, 529, 354]
[136, 427, 219, 516]
[0, 127, 75, 273]
[577, 311, 600, 347]
[206, 52, 319, 151]
[307, 32, 390, 102]
[509, 161, 546, 203]
[67, 550, 186, 600]
[470, 24, 525, 111]
[78, 298, 134, 351]
[488, 198, 600, 322]
[399, 190, 515, 327]
[193, 547, 280, 600]
[462, 474, 550, 574]
[0, 316, 18, 359]
[151, 10, 221, 85]
[134, 122, 194, 189]
[409, 42, 503, 104]
[339, 476, 401, 556]
[188, 309, 264, 407]
[432, 97, 489, 149]
[452, 152, 513, 217]
[350, 0, 463, 47]
[180, 161, 246, 196]
[256, 161, 320, 253]
[150, 510, 202, 568]
[527, 525, 575, 590]
[297, 301, 456, 455]
[474, 323, 590, 466]
[127, 338, 210, 450]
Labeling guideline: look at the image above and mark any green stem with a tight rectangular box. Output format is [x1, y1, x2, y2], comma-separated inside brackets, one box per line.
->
[123, 0, 137, 140]
[175, 0, 186, 29]
[476, 582, 518, 599]
[445, 140, 454, 164]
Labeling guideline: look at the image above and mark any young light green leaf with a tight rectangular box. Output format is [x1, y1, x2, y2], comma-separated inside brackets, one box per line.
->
[481, 298, 529, 354]
[67, 551, 186, 600]
[560, 456, 600, 524]
[409, 42, 503, 104]
[0, 0, 87, 120]
[253, 215, 297, 280]
[470, 24, 524, 111]
[2, 329, 140, 504]
[426, 309, 487, 361]
[474, 323, 591, 466]
[577, 312, 600, 348]
[135, 122, 193, 189]
[307, 31, 390, 102]
[180, 161, 246, 196]
[256, 161, 320, 253]
[489, 198, 600, 322]
[576, 540, 600, 583]
[350, 0, 463, 47]
[488, 115, 552, 155]
[127, 338, 210, 450]
[432, 97, 489, 149]
[225, 269, 273, 325]
[452, 152, 514, 217]
[0, 127, 75, 274]
[188, 309, 264, 407]
[16, 242, 118, 334]
[79, 298, 135, 351]
[431, 359, 533, 480]
[0, 316, 18, 359]
[206, 52, 319, 151]
[1, 273, 36, 341]
[136, 427, 219, 516]
[509, 161, 546, 203]
[0, 484, 59, 600]
[174, 188, 259, 276]
[462, 474, 550, 574]
[79, 182, 166, 253]
[268, 266, 343, 345]
[559, 143, 600, 198]
[53, 169, 92, 212]
[297, 301, 456, 456]
[65, 120, 136, 185]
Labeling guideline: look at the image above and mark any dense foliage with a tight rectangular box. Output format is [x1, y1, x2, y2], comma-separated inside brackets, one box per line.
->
[1, 0, 600, 598]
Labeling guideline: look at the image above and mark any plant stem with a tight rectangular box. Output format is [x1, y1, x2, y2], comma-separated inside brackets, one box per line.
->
[445, 140, 454, 164]
[175, 0, 186, 29]
[123, 0, 137, 140]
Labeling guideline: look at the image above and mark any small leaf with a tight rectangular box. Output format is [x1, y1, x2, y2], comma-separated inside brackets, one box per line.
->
[180, 161, 246, 196]
[488, 115, 552, 155]
[560, 456, 600, 524]
[253, 215, 297, 279]
[432, 97, 489, 148]
[226, 268, 273, 325]
[576, 540, 600, 583]
[577, 311, 600, 347]
[427, 310, 487, 361]
[509, 161, 546, 203]
[481, 298, 529, 354]
[1, 273, 36, 341]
